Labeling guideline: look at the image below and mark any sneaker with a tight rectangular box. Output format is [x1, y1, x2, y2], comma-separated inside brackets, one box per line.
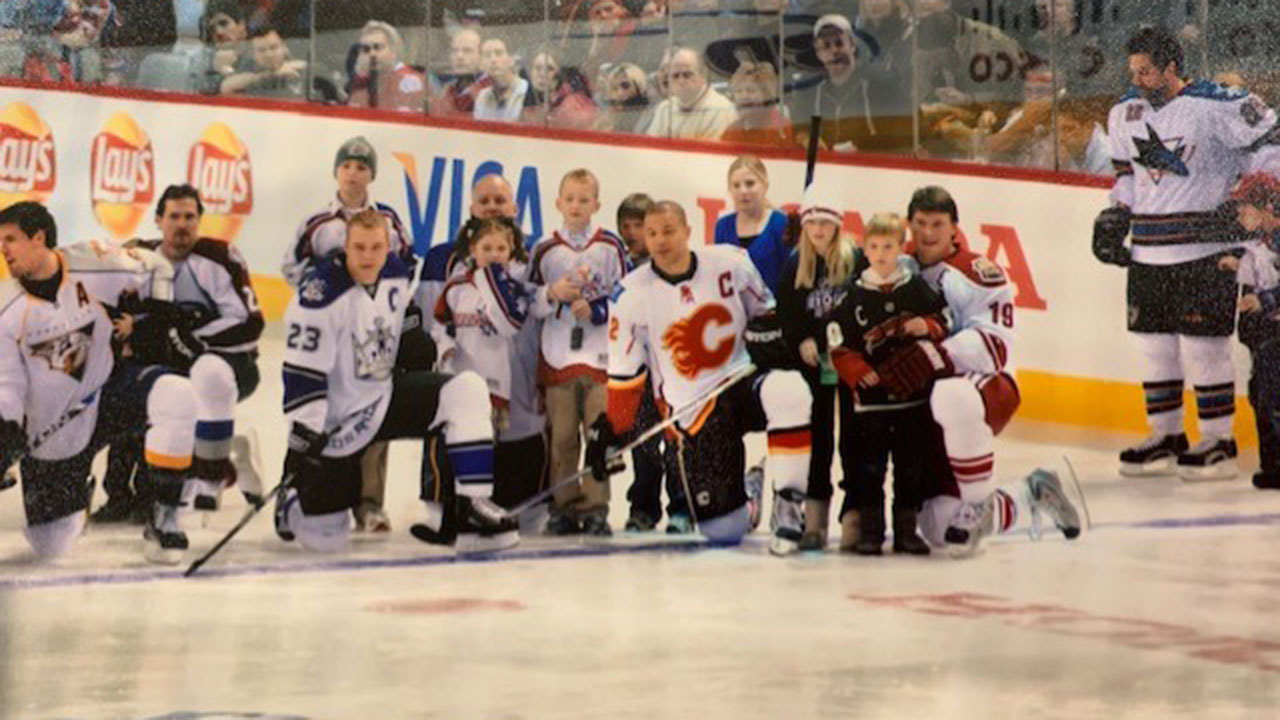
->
[798, 498, 830, 551]
[354, 502, 392, 534]
[274, 487, 299, 542]
[1026, 468, 1082, 540]
[143, 502, 188, 565]
[90, 493, 140, 524]
[580, 508, 612, 537]
[624, 510, 657, 532]
[943, 497, 994, 558]
[1119, 432, 1188, 477]
[230, 430, 264, 505]
[1177, 437, 1239, 481]
[545, 509, 582, 536]
[1254, 472, 1280, 490]
[768, 489, 804, 556]
[454, 496, 519, 554]
[891, 508, 930, 555]
[666, 512, 694, 535]
[838, 510, 860, 553]
[743, 461, 765, 531]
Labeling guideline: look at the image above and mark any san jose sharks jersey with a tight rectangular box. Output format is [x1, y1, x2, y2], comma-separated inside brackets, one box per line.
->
[282, 254, 414, 457]
[1108, 80, 1278, 265]
[0, 252, 116, 461]
[607, 245, 772, 433]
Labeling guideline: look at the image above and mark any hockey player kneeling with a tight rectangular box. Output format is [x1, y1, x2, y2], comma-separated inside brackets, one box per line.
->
[277, 208, 516, 554]
[0, 202, 198, 564]
[591, 200, 814, 555]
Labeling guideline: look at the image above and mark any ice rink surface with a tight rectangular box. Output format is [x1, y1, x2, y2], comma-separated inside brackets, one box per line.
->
[2, 337, 1280, 720]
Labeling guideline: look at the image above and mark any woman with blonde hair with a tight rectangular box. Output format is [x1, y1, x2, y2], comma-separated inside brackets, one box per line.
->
[775, 186, 863, 550]
[712, 155, 792, 293]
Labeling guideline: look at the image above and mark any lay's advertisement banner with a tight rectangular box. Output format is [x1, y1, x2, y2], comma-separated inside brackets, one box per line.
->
[0, 84, 1258, 440]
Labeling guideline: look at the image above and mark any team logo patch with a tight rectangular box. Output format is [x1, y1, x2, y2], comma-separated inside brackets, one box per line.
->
[662, 303, 735, 380]
[971, 256, 1007, 286]
[351, 316, 397, 380]
[300, 277, 326, 303]
[29, 321, 95, 380]
[1131, 123, 1193, 183]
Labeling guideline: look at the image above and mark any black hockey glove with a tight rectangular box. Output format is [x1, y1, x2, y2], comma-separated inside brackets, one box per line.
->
[745, 312, 791, 370]
[284, 422, 329, 480]
[877, 340, 954, 399]
[129, 308, 207, 372]
[584, 414, 626, 483]
[1092, 206, 1132, 268]
[396, 303, 437, 371]
[0, 419, 23, 477]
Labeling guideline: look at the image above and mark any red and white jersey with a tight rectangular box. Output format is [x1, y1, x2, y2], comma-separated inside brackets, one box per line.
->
[435, 261, 531, 406]
[348, 63, 429, 113]
[608, 245, 771, 433]
[1108, 80, 1278, 265]
[918, 248, 1015, 376]
[0, 253, 116, 461]
[283, 195, 411, 287]
[528, 226, 629, 383]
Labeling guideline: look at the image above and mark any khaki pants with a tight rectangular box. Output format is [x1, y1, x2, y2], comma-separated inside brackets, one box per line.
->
[358, 441, 389, 514]
[544, 375, 609, 513]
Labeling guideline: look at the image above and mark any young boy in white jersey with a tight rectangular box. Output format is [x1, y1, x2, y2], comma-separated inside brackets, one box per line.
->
[528, 169, 629, 536]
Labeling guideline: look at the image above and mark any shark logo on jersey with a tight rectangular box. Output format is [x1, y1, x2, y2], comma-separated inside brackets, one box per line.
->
[1131, 123, 1193, 183]
[351, 316, 397, 380]
[662, 303, 735, 379]
[29, 321, 95, 380]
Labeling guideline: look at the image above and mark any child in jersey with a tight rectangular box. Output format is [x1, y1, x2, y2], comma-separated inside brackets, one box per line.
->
[830, 213, 949, 555]
[528, 168, 629, 535]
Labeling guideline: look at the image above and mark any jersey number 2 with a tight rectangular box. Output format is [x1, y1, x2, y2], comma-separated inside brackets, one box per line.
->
[287, 324, 321, 352]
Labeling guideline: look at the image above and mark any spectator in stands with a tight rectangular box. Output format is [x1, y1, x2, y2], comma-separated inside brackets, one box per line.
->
[473, 38, 529, 123]
[547, 66, 601, 130]
[912, 0, 1025, 107]
[721, 60, 795, 148]
[598, 62, 652, 133]
[98, 0, 178, 86]
[432, 26, 490, 118]
[800, 14, 876, 153]
[202, 0, 250, 83]
[348, 20, 428, 113]
[854, 0, 914, 116]
[644, 46, 736, 139]
[521, 50, 559, 123]
[219, 24, 306, 99]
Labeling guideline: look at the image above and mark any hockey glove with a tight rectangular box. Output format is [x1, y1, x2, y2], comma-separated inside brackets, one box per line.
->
[745, 312, 791, 370]
[283, 422, 329, 480]
[584, 414, 626, 483]
[0, 419, 23, 476]
[129, 313, 206, 371]
[396, 303, 437, 371]
[1092, 206, 1132, 268]
[830, 347, 875, 389]
[877, 340, 954, 399]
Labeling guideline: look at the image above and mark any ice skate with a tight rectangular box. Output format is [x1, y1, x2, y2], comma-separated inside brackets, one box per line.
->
[273, 487, 299, 542]
[768, 489, 804, 556]
[143, 502, 188, 565]
[743, 460, 765, 531]
[1177, 437, 1238, 481]
[666, 512, 694, 535]
[1119, 432, 1188, 476]
[454, 496, 519, 554]
[230, 430, 264, 505]
[853, 505, 885, 556]
[580, 507, 612, 537]
[1026, 469, 1082, 540]
[943, 497, 995, 558]
[624, 509, 657, 532]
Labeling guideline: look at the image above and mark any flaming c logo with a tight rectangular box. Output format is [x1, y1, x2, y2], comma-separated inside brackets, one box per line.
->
[662, 303, 735, 380]
[0, 102, 56, 210]
[187, 122, 253, 241]
[90, 112, 155, 239]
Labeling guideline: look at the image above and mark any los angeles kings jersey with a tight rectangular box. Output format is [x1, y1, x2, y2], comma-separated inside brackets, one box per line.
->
[1108, 80, 1278, 264]
[608, 245, 771, 433]
[282, 254, 414, 457]
[0, 252, 116, 461]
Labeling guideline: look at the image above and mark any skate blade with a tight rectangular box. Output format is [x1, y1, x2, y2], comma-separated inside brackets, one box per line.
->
[455, 530, 519, 555]
[143, 544, 185, 566]
[1119, 457, 1177, 477]
[1178, 462, 1239, 483]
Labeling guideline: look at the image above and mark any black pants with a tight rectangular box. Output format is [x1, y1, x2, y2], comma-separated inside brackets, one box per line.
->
[806, 372, 856, 503]
[625, 376, 687, 520]
[843, 403, 932, 517]
[493, 431, 549, 509]
[1249, 341, 1280, 476]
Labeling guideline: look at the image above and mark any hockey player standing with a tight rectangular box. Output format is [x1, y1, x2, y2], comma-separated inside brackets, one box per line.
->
[282, 136, 412, 533]
[1095, 27, 1279, 480]
[278, 208, 515, 554]
[0, 202, 198, 563]
[594, 200, 814, 554]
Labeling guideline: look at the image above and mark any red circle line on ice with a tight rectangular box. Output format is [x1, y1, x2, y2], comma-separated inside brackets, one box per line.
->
[365, 597, 527, 615]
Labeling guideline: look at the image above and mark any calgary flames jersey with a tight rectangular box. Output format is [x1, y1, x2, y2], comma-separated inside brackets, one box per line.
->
[0, 252, 116, 461]
[608, 245, 771, 432]
[918, 247, 1016, 376]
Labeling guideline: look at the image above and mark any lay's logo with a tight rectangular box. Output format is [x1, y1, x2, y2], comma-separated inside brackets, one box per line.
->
[187, 122, 253, 241]
[91, 112, 155, 239]
[0, 102, 56, 207]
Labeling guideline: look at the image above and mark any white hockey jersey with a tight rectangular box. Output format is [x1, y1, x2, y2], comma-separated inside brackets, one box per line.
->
[608, 245, 770, 433]
[435, 261, 531, 407]
[283, 194, 412, 287]
[61, 239, 174, 307]
[918, 247, 1016, 377]
[529, 227, 629, 383]
[0, 252, 116, 461]
[282, 254, 414, 457]
[132, 238, 263, 354]
[1108, 80, 1279, 265]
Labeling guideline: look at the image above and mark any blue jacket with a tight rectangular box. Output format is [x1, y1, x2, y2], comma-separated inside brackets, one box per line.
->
[713, 209, 790, 295]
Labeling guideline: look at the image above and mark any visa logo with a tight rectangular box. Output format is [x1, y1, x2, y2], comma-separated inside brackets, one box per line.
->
[394, 153, 543, 254]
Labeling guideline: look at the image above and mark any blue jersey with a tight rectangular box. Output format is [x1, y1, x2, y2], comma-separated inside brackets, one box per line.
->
[713, 209, 790, 294]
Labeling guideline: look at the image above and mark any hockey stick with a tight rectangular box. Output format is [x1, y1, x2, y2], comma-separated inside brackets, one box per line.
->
[500, 362, 759, 520]
[0, 390, 99, 492]
[1061, 455, 1094, 532]
[804, 115, 823, 191]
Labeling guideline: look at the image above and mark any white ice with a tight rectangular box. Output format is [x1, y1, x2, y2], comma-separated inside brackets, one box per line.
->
[2, 335, 1279, 720]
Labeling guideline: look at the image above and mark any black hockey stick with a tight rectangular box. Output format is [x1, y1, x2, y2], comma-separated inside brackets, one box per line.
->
[499, 363, 758, 520]
[0, 391, 99, 492]
[804, 115, 823, 191]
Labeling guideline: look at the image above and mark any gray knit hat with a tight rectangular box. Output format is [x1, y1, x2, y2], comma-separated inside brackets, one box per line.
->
[334, 136, 377, 177]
